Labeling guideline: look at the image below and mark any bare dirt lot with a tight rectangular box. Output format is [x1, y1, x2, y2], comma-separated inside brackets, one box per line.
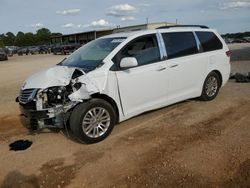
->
[0, 44, 250, 188]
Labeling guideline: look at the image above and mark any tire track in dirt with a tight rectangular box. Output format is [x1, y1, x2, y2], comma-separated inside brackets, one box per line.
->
[0, 115, 27, 142]
[59, 100, 249, 188]
[0, 150, 106, 188]
[1, 99, 249, 188]
[108, 101, 250, 188]
[223, 159, 250, 187]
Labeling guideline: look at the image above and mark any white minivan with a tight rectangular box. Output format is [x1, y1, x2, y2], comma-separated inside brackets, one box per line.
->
[17, 25, 231, 143]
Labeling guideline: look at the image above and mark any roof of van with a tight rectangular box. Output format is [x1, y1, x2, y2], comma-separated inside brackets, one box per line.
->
[101, 27, 215, 39]
[101, 30, 148, 38]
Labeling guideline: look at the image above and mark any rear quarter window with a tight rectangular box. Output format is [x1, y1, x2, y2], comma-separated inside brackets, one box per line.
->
[196, 31, 223, 52]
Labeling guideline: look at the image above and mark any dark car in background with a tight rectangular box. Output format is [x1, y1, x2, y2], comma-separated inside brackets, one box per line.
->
[52, 43, 81, 55]
[29, 46, 39, 55]
[0, 48, 8, 61]
[17, 47, 29, 56]
[5, 46, 19, 56]
[38, 45, 50, 54]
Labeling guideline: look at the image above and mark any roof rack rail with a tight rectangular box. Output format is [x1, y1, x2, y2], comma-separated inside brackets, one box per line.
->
[157, 25, 209, 29]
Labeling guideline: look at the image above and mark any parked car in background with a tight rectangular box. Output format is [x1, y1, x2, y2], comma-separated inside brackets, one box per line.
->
[29, 46, 39, 55]
[52, 43, 81, 55]
[17, 47, 29, 56]
[0, 48, 8, 61]
[17, 25, 231, 144]
[5, 46, 19, 56]
[38, 45, 50, 54]
[231, 39, 249, 43]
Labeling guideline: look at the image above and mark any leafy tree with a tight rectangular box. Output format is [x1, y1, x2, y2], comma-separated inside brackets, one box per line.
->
[36, 28, 51, 45]
[0, 39, 4, 48]
[15, 31, 25, 46]
[24, 32, 36, 46]
[222, 31, 250, 39]
[5, 28, 54, 46]
[51, 32, 62, 37]
[3, 32, 15, 46]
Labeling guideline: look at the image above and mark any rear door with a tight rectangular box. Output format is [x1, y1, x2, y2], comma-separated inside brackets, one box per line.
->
[161, 31, 207, 102]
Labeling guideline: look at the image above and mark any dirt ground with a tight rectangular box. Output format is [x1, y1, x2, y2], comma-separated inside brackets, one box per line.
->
[0, 44, 250, 188]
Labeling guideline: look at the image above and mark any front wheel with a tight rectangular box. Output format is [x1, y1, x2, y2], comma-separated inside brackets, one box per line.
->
[70, 99, 116, 144]
[200, 72, 221, 101]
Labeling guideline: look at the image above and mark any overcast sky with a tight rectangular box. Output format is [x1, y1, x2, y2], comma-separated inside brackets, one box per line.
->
[0, 0, 249, 35]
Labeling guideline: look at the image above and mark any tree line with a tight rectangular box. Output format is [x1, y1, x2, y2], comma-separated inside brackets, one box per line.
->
[222, 32, 250, 39]
[0, 28, 249, 48]
[0, 28, 62, 47]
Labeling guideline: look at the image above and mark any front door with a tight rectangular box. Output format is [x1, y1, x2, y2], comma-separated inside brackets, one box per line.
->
[114, 34, 168, 118]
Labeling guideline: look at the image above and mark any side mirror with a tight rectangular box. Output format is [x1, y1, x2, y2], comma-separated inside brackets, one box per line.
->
[120, 57, 138, 69]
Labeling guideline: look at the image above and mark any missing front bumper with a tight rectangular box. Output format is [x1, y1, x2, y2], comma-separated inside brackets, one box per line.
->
[19, 104, 67, 130]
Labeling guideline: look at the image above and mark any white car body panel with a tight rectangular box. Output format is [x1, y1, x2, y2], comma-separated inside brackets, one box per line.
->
[115, 61, 169, 118]
[22, 66, 77, 90]
[164, 53, 207, 104]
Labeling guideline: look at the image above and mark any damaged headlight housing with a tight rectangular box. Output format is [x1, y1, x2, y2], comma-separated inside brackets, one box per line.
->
[47, 86, 67, 104]
[45, 82, 82, 106]
[40, 71, 86, 107]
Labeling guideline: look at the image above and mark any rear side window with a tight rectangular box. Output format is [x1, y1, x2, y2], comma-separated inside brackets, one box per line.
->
[196, 32, 223, 52]
[162, 32, 198, 59]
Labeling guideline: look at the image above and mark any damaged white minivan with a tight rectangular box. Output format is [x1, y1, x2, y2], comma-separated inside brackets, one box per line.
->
[17, 25, 231, 143]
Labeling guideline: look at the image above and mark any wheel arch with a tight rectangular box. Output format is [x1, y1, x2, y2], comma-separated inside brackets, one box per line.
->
[90, 93, 119, 123]
[199, 69, 223, 96]
[211, 70, 223, 87]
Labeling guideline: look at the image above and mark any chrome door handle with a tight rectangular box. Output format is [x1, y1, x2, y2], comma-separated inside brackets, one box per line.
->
[157, 67, 167, 71]
[170, 64, 178, 68]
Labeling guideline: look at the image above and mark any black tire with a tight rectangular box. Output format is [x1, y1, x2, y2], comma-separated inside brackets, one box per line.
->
[70, 99, 116, 144]
[5, 56, 8, 61]
[200, 72, 221, 101]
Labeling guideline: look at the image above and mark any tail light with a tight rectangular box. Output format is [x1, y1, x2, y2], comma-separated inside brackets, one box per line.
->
[226, 50, 232, 57]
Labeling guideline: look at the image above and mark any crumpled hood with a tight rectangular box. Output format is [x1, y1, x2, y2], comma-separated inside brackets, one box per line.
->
[22, 65, 83, 90]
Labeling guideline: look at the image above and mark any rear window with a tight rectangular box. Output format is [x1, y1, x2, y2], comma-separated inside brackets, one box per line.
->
[196, 32, 223, 52]
[162, 32, 198, 59]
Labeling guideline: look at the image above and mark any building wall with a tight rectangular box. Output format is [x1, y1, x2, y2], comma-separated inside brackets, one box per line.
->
[51, 30, 113, 45]
[113, 25, 148, 33]
[51, 22, 177, 44]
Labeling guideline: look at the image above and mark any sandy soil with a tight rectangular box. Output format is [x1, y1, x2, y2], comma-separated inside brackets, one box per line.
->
[0, 45, 250, 188]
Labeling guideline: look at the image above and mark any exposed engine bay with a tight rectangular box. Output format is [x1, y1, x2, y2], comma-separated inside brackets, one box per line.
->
[17, 66, 99, 130]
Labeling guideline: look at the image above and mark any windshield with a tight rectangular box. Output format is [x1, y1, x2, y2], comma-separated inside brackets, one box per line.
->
[59, 37, 126, 71]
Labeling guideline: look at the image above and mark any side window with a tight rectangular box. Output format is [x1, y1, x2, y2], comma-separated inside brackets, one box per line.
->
[162, 32, 198, 59]
[196, 31, 223, 52]
[114, 34, 161, 67]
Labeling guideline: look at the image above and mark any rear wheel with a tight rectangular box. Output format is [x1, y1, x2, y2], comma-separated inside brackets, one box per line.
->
[200, 72, 221, 101]
[70, 99, 116, 144]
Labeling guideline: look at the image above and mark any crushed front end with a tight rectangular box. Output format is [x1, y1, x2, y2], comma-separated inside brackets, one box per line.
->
[16, 66, 99, 131]
[17, 86, 78, 130]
